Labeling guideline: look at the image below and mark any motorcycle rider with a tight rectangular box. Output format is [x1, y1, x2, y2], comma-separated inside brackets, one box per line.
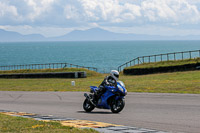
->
[93, 70, 119, 104]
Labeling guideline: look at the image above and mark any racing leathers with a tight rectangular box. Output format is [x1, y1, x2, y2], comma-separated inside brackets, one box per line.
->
[94, 75, 117, 103]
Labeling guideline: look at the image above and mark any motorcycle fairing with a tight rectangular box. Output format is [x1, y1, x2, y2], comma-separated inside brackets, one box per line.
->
[90, 86, 98, 93]
[97, 89, 115, 109]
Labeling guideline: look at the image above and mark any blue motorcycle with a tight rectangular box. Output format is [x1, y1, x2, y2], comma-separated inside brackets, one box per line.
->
[83, 81, 127, 113]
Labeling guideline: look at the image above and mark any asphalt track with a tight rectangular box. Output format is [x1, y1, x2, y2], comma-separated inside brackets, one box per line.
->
[0, 91, 200, 133]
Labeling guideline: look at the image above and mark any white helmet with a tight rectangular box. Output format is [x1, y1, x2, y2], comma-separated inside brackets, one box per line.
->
[110, 70, 119, 80]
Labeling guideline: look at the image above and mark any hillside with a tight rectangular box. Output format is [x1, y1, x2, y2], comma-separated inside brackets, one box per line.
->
[0, 29, 46, 42]
[124, 58, 200, 75]
[1, 28, 200, 42]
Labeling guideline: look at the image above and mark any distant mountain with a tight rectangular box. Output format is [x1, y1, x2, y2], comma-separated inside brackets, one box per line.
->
[0, 28, 200, 42]
[52, 28, 163, 41]
[0, 29, 46, 42]
[49, 28, 200, 41]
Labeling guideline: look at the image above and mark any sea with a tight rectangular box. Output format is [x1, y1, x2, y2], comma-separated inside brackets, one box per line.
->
[0, 41, 200, 73]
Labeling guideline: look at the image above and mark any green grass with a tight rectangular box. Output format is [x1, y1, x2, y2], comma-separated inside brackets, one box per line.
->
[121, 70, 200, 94]
[0, 75, 105, 91]
[0, 70, 200, 94]
[0, 113, 98, 133]
[125, 58, 200, 69]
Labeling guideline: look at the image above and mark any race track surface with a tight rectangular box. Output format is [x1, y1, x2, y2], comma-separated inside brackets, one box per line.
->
[0, 91, 199, 133]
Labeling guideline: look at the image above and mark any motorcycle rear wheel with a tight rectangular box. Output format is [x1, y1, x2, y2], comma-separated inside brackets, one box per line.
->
[110, 98, 125, 113]
[83, 98, 95, 112]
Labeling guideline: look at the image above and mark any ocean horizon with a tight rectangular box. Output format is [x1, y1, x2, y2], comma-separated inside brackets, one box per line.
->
[0, 40, 200, 73]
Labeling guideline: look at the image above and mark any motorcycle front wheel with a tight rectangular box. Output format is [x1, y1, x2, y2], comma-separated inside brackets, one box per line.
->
[83, 98, 95, 112]
[110, 98, 125, 113]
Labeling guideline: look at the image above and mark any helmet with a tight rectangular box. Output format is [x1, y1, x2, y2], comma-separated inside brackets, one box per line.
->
[110, 70, 119, 80]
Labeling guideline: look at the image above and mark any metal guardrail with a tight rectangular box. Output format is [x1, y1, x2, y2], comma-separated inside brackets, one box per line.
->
[118, 50, 200, 72]
[0, 63, 97, 72]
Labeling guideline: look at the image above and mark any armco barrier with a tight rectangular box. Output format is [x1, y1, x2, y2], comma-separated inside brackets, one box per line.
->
[0, 72, 86, 78]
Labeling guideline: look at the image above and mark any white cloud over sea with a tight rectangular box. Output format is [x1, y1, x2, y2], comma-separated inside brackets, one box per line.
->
[0, 0, 200, 37]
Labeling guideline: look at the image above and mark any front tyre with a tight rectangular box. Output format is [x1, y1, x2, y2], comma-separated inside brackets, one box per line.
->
[110, 98, 125, 113]
[83, 98, 95, 112]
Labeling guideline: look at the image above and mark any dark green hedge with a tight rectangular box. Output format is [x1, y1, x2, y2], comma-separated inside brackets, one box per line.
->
[124, 63, 200, 75]
[0, 72, 86, 78]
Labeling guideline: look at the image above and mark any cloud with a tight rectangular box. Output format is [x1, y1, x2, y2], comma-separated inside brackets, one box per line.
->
[0, 2, 18, 21]
[64, 5, 79, 20]
[66, 0, 200, 25]
[24, 0, 56, 21]
[0, 0, 200, 37]
[73, 0, 142, 23]
[0, 0, 200, 26]
[141, 0, 200, 24]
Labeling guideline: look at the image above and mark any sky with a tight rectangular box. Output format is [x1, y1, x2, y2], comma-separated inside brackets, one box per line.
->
[0, 0, 200, 37]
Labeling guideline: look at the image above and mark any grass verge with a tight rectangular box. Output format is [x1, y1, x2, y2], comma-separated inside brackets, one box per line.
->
[0, 70, 199, 94]
[121, 70, 200, 93]
[0, 113, 98, 133]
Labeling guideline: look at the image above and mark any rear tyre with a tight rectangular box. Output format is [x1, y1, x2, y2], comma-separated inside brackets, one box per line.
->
[83, 98, 95, 112]
[110, 98, 125, 113]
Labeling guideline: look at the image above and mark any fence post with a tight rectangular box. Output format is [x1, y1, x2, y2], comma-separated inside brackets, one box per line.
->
[138, 58, 140, 65]
[143, 57, 144, 63]
[149, 56, 150, 63]
[154, 55, 156, 62]
[199, 50, 200, 57]
[182, 52, 184, 60]
[161, 54, 162, 62]
[167, 54, 169, 61]
[174, 53, 176, 60]
[189, 51, 192, 59]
